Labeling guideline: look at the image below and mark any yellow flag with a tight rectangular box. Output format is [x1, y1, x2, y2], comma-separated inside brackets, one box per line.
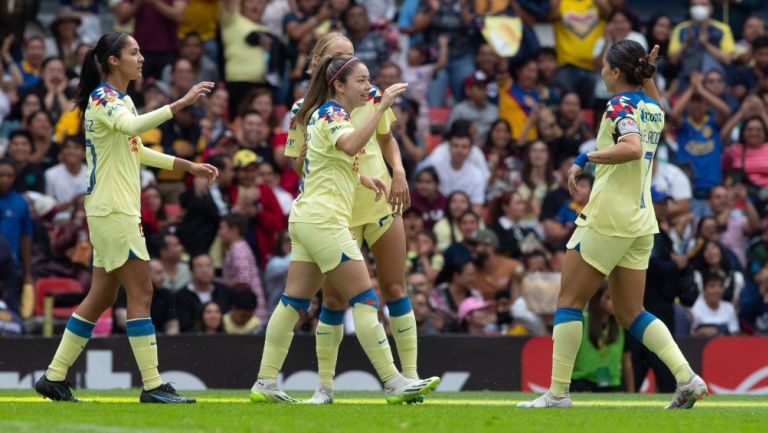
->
[480, 16, 523, 58]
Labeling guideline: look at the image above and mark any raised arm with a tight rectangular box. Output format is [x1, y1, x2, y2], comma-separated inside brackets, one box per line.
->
[335, 84, 408, 156]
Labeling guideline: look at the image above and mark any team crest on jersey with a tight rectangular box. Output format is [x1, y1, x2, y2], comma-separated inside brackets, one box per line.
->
[616, 118, 640, 135]
[128, 136, 139, 153]
[605, 96, 636, 120]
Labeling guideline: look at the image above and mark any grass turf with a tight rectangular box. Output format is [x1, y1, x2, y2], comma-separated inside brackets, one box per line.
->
[1, 390, 766, 433]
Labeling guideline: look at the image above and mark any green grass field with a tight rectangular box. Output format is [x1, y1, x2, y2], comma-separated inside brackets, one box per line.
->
[1, 390, 766, 433]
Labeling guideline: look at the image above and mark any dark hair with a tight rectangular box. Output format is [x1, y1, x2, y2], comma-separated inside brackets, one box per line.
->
[587, 284, 620, 348]
[443, 190, 472, 244]
[241, 109, 265, 123]
[198, 301, 225, 333]
[494, 289, 511, 301]
[41, 56, 66, 74]
[273, 230, 291, 256]
[522, 140, 555, 191]
[536, 47, 556, 59]
[608, 7, 641, 32]
[417, 229, 437, 245]
[341, 3, 367, 26]
[223, 213, 249, 238]
[484, 118, 513, 150]
[230, 290, 257, 310]
[0, 158, 16, 175]
[8, 129, 33, 145]
[377, 60, 402, 76]
[171, 57, 193, 74]
[738, 116, 768, 146]
[702, 272, 725, 288]
[693, 240, 730, 273]
[408, 43, 430, 62]
[75, 32, 132, 119]
[207, 153, 230, 171]
[458, 209, 480, 226]
[62, 134, 85, 149]
[606, 40, 655, 86]
[510, 56, 537, 82]
[295, 55, 362, 131]
[754, 35, 768, 52]
[9, 92, 43, 121]
[646, 14, 672, 54]
[415, 166, 440, 185]
[27, 109, 54, 130]
[237, 87, 278, 128]
[448, 119, 473, 140]
[189, 253, 211, 272]
[487, 190, 523, 224]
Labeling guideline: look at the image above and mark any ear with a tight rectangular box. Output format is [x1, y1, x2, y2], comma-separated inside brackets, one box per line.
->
[333, 79, 344, 94]
[612, 67, 622, 81]
[107, 54, 120, 69]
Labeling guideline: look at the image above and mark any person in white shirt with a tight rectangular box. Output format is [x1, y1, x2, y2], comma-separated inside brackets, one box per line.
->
[420, 125, 487, 214]
[44, 135, 87, 219]
[691, 273, 739, 336]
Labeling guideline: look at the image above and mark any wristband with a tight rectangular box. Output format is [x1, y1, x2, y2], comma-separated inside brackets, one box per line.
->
[574, 151, 589, 169]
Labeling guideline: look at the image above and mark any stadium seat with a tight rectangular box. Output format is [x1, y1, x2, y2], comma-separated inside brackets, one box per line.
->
[581, 108, 595, 130]
[34, 278, 86, 319]
[429, 107, 451, 128]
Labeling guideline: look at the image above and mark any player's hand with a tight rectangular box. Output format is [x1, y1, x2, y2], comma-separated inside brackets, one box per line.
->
[388, 171, 410, 213]
[361, 175, 388, 201]
[567, 164, 582, 196]
[188, 162, 218, 183]
[380, 83, 408, 110]
[180, 81, 214, 107]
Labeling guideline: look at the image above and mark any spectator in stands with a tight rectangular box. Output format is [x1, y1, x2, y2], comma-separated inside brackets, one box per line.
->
[410, 167, 445, 230]
[691, 273, 740, 336]
[223, 289, 261, 334]
[45, 7, 83, 73]
[199, 300, 225, 334]
[476, 42, 501, 104]
[113, 0, 186, 79]
[0, 280, 23, 336]
[0, 92, 43, 140]
[403, 207, 426, 256]
[539, 156, 574, 251]
[708, 183, 759, 269]
[415, 0, 477, 106]
[411, 290, 443, 334]
[703, 69, 738, 113]
[161, 32, 220, 85]
[201, 86, 231, 148]
[258, 161, 292, 216]
[220, 0, 274, 115]
[433, 190, 471, 251]
[237, 111, 274, 166]
[408, 271, 433, 295]
[688, 208, 740, 269]
[177, 0, 221, 62]
[430, 259, 483, 331]
[518, 140, 555, 220]
[175, 254, 231, 333]
[554, 173, 593, 239]
[264, 231, 291, 316]
[734, 15, 765, 65]
[343, 4, 388, 77]
[692, 239, 745, 305]
[732, 36, 768, 101]
[471, 228, 523, 300]
[5, 130, 45, 193]
[3, 35, 46, 91]
[556, 92, 593, 161]
[114, 259, 179, 335]
[671, 72, 730, 217]
[399, 36, 448, 133]
[457, 297, 496, 335]
[141, 185, 178, 237]
[391, 96, 426, 176]
[44, 134, 86, 213]
[484, 119, 524, 199]
[550, 0, 610, 108]
[154, 232, 191, 292]
[0, 232, 21, 320]
[409, 229, 444, 283]
[420, 124, 487, 213]
[447, 71, 497, 143]
[723, 116, 768, 190]
[651, 152, 693, 220]
[500, 57, 540, 143]
[26, 110, 59, 170]
[668, 0, 734, 83]
[645, 13, 674, 82]
[283, 0, 331, 72]
[218, 213, 267, 321]
[743, 263, 768, 335]
[165, 58, 196, 101]
[571, 284, 633, 392]
[443, 210, 481, 269]
[488, 191, 543, 259]
[49, 195, 91, 288]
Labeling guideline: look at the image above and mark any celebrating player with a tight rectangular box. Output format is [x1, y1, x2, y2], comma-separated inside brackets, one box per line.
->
[250, 55, 439, 405]
[285, 32, 421, 404]
[35, 32, 217, 404]
[518, 41, 708, 409]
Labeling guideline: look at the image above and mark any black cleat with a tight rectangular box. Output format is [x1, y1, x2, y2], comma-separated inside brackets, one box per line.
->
[35, 375, 80, 402]
[140, 383, 196, 404]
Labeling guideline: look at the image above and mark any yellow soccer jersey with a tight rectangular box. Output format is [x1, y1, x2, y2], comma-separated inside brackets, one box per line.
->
[289, 100, 358, 226]
[576, 91, 663, 237]
[83, 82, 177, 217]
[285, 86, 395, 227]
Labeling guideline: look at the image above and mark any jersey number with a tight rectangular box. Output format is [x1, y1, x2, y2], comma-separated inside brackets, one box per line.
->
[639, 151, 654, 208]
[85, 140, 97, 194]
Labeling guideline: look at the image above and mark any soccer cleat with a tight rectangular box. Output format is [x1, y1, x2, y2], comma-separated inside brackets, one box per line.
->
[140, 383, 196, 404]
[665, 374, 708, 409]
[250, 379, 299, 404]
[517, 391, 573, 408]
[384, 375, 440, 405]
[305, 385, 334, 404]
[35, 375, 80, 402]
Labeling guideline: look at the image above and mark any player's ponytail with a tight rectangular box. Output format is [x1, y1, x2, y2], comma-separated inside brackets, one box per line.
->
[606, 40, 656, 86]
[295, 55, 361, 132]
[75, 32, 130, 120]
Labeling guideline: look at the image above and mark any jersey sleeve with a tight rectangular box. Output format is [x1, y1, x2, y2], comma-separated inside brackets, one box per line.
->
[322, 105, 354, 146]
[368, 86, 395, 135]
[139, 144, 176, 170]
[605, 96, 641, 141]
[284, 99, 304, 158]
[94, 91, 173, 137]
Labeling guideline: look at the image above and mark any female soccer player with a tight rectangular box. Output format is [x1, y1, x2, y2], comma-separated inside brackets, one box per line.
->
[35, 32, 218, 404]
[519, 41, 708, 409]
[285, 32, 421, 404]
[250, 55, 439, 404]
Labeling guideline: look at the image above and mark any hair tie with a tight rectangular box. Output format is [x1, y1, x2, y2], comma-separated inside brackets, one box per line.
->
[327, 57, 358, 85]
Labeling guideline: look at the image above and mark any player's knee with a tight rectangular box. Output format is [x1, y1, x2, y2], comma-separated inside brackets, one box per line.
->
[322, 288, 346, 310]
[380, 282, 406, 302]
[615, 307, 644, 329]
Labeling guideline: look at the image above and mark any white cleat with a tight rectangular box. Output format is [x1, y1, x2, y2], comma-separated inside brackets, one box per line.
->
[384, 375, 440, 405]
[305, 385, 334, 404]
[249, 379, 298, 404]
[666, 374, 708, 409]
[517, 391, 573, 408]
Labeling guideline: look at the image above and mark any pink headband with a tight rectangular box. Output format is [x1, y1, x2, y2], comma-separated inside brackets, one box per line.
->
[327, 57, 359, 85]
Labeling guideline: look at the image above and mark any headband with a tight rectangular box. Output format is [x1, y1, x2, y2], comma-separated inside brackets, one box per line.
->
[327, 57, 359, 85]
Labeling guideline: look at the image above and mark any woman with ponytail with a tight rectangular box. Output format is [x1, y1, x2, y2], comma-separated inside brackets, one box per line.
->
[520, 41, 708, 410]
[285, 32, 425, 405]
[250, 55, 440, 405]
[36, 32, 218, 404]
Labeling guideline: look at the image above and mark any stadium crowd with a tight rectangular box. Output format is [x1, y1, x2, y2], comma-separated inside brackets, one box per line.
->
[1, 0, 768, 361]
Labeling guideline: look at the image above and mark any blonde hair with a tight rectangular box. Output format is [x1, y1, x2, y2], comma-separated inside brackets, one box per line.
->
[306, 32, 352, 75]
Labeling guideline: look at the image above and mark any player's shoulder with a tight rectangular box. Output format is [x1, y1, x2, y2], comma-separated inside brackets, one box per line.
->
[89, 82, 124, 109]
[605, 92, 642, 120]
[290, 97, 305, 118]
[318, 100, 350, 123]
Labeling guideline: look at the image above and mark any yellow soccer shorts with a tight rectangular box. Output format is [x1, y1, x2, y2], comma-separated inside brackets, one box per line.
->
[88, 213, 150, 273]
[566, 226, 653, 275]
[289, 222, 364, 273]
[350, 212, 397, 249]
